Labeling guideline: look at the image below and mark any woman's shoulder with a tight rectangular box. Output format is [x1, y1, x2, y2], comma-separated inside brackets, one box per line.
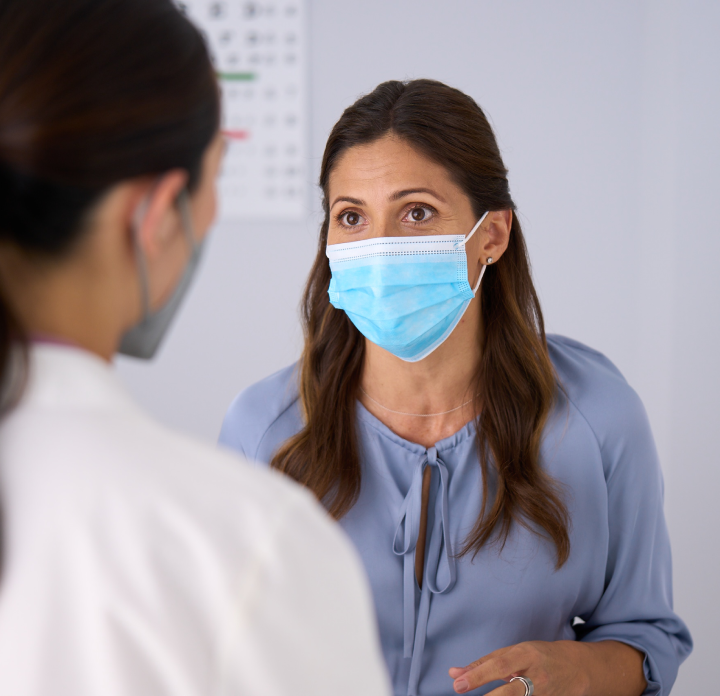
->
[547, 334, 628, 388]
[546, 334, 652, 462]
[219, 362, 303, 463]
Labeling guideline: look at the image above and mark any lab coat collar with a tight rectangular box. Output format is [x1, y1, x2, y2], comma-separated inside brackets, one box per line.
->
[15, 343, 138, 414]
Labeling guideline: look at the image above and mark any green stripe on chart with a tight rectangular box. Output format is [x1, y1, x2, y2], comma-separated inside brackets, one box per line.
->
[217, 72, 256, 82]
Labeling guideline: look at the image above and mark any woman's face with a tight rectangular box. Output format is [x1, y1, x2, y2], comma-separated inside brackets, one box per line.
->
[327, 134, 490, 282]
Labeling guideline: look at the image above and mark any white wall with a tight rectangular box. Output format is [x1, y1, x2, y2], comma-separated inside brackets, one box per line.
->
[116, 1, 719, 691]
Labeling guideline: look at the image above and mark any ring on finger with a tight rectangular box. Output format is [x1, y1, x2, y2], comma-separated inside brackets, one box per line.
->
[509, 676, 534, 696]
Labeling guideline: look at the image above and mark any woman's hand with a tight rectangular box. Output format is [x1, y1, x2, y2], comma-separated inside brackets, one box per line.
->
[448, 640, 647, 696]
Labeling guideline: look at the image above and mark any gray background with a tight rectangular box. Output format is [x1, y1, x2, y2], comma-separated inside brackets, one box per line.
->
[117, 0, 719, 691]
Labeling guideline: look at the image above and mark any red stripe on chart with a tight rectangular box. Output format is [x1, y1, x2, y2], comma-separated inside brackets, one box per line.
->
[222, 129, 250, 141]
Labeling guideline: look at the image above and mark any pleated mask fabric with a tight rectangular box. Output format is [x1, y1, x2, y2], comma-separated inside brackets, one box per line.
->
[326, 212, 488, 362]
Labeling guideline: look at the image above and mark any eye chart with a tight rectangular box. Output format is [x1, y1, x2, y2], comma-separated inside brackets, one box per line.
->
[177, 1, 307, 221]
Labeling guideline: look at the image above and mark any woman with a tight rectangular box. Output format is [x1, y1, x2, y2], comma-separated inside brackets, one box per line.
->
[0, 2, 390, 694]
[220, 80, 692, 696]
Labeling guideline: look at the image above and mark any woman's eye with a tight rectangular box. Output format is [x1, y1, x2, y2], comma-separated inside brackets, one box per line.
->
[340, 211, 364, 226]
[405, 206, 434, 223]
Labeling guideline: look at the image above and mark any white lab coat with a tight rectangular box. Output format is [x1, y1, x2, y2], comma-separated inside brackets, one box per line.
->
[0, 344, 391, 696]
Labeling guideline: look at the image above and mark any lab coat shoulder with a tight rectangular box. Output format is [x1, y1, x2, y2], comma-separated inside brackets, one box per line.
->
[150, 429, 390, 696]
[9, 391, 319, 569]
[124, 409, 390, 696]
[219, 361, 302, 464]
[92, 417, 389, 696]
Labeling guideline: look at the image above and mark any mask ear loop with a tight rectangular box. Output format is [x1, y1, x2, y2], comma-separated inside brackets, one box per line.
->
[463, 210, 490, 246]
[177, 189, 198, 253]
[130, 188, 196, 324]
[472, 263, 487, 294]
[131, 199, 152, 323]
[457, 210, 490, 296]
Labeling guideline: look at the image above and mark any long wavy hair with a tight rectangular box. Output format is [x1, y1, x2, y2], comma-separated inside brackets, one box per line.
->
[272, 79, 569, 566]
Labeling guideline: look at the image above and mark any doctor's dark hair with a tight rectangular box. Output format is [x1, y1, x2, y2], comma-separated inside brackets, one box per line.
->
[0, 0, 219, 410]
[272, 79, 570, 566]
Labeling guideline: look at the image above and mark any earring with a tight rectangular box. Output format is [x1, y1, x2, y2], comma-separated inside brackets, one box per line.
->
[486, 257, 493, 264]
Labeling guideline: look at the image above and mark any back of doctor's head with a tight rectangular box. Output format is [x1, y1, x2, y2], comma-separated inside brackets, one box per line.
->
[0, 0, 219, 406]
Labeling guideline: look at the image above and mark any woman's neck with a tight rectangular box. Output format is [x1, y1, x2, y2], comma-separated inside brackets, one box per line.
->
[360, 298, 482, 448]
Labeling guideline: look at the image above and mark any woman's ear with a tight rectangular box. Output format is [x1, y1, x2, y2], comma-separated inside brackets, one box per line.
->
[480, 209, 512, 264]
[132, 169, 189, 258]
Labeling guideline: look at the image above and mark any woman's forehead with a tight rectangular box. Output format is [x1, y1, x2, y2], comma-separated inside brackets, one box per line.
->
[328, 137, 460, 201]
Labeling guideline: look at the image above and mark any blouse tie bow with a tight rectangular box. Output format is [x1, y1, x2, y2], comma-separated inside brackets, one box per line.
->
[393, 446, 457, 695]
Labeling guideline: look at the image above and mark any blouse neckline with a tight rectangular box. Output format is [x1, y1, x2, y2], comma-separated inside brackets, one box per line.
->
[355, 400, 477, 455]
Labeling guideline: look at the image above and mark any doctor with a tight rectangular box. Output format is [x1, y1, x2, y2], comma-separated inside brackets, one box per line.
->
[0, 1, 390, 695]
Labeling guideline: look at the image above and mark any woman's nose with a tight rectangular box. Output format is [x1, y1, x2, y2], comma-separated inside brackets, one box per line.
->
[372, 217, 401, 239]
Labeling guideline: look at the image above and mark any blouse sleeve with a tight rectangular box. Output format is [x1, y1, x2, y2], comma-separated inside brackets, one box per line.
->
[218, 364, 302, 464]
[573, 388, 692, 695]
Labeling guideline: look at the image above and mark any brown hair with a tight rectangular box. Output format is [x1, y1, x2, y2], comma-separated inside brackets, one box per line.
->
[272, 79, 570, 566]
[0, 0, 219, 408]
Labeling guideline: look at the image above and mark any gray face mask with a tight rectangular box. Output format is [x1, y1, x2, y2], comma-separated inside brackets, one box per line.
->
[118, 190, 204, 360]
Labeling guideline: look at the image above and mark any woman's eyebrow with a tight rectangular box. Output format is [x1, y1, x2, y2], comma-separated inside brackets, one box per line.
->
[390, 188, 447, 203]
[330, 188, 446, 210]
[330, 196, 365, 209]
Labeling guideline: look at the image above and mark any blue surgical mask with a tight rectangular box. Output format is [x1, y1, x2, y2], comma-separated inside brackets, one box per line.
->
[326, 211, 489, 362]
[119, 190, 204, 360]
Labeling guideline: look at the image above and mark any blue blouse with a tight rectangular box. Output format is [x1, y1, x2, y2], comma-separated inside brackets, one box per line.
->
[219, 335, 692, 696]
